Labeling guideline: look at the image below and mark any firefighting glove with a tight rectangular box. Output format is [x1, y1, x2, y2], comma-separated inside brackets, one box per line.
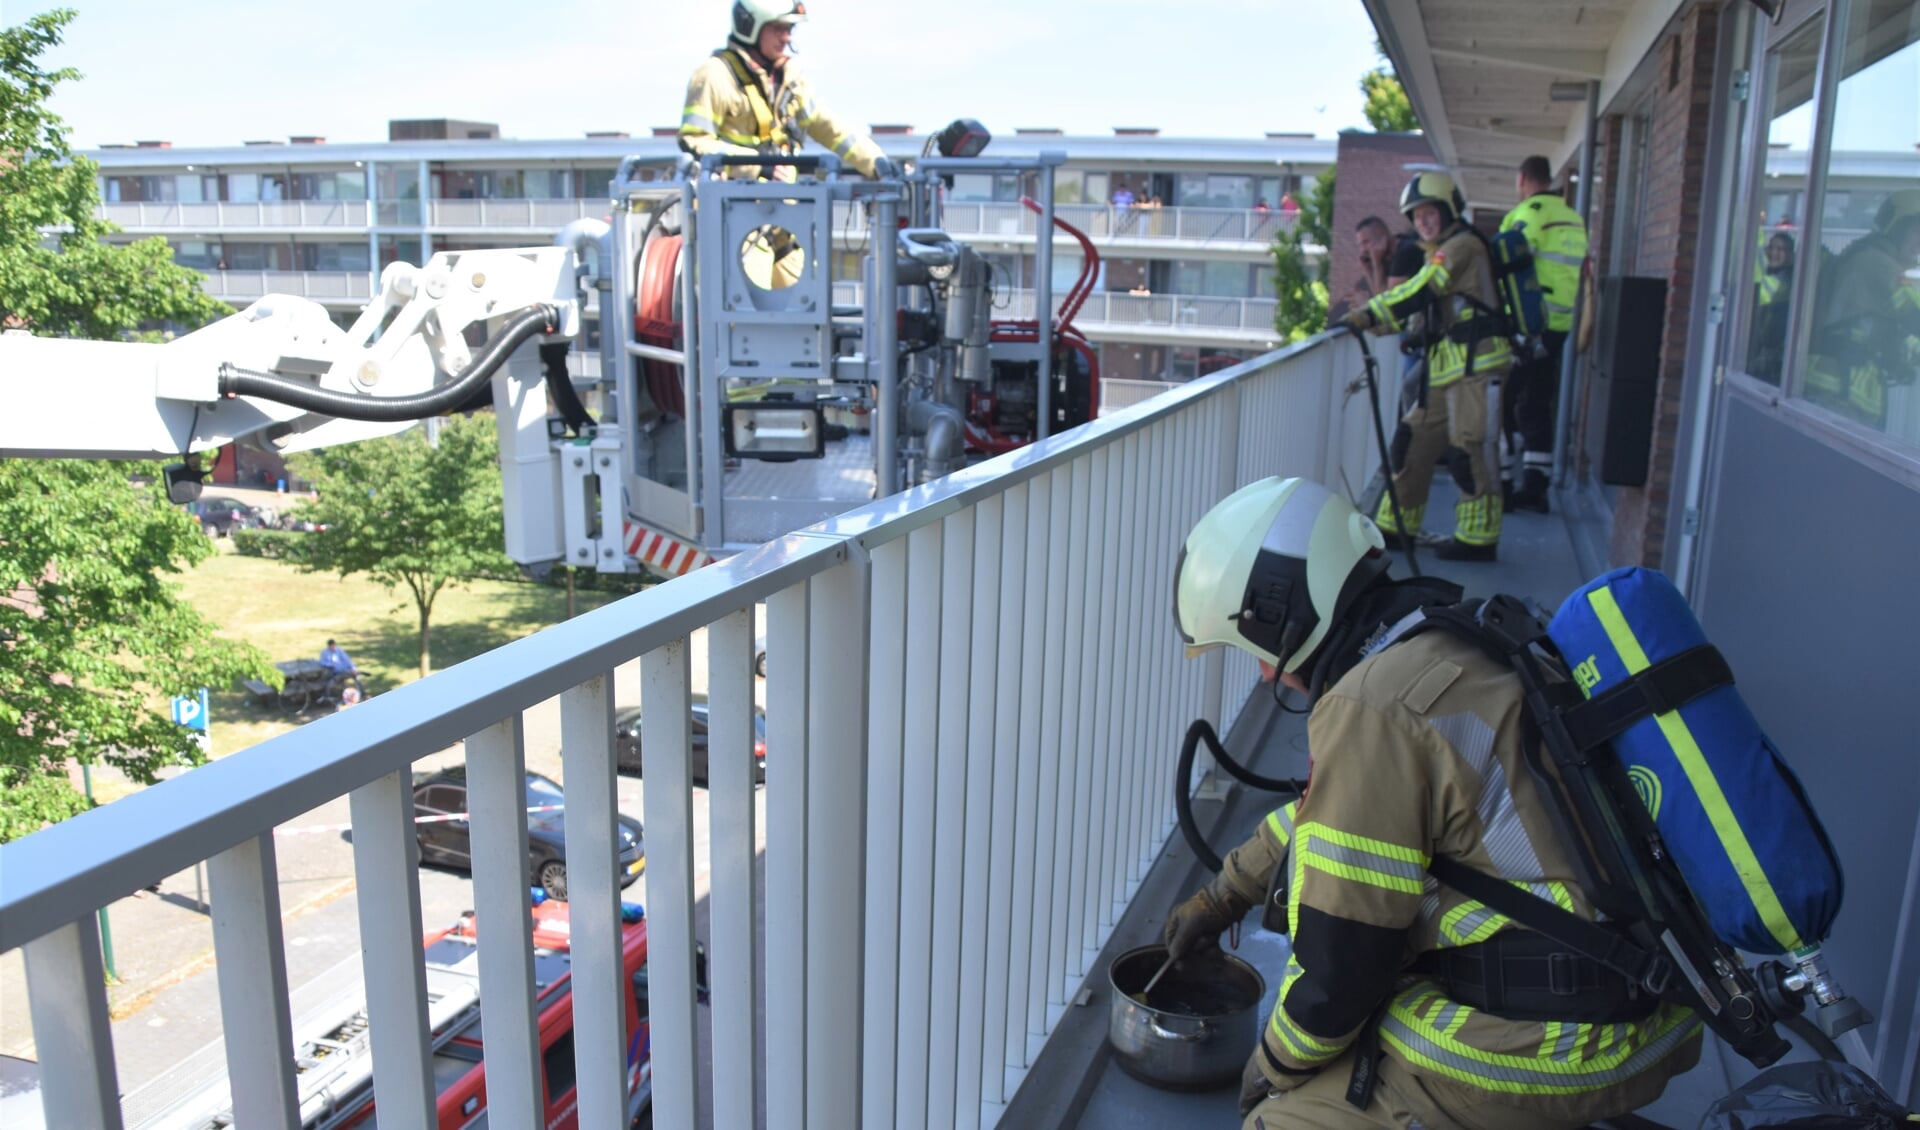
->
[1238, 1052, 1276, 1117]
[1163, 879, 1246, 962]
[1341, 308, 1373, 333]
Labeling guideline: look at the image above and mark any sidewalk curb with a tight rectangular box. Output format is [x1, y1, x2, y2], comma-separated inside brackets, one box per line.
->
[102, 874, 361, 1024]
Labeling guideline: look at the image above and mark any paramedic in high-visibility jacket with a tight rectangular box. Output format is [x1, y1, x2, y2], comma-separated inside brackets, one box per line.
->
[1499, 156, 1589, 513]
[680, 1, 889, 183]
[1165, 477, 1702, 1130]
[1342, 172, 1511, 562]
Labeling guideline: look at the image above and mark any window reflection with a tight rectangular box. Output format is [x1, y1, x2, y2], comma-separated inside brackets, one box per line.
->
[1804, 2, 1920, 441]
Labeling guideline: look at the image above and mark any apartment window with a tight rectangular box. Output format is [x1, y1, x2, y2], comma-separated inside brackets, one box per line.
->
[170, 240, 220, 269]
[378, 235, 424, 268]
[1801, 0, 1920, 442]
[293, 171, 366, 201]
[297, 243, 372, 272]
[224, 243, 293, 271]
[948, 173, 1020, 203]
[1738, 15, 1824, 386]
[580, 167, 615, 199]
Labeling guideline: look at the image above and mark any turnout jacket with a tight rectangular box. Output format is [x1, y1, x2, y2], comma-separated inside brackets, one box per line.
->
[1500, 193, 1589, 332]
[1242, 628, 1701, 1123]
[1354, 223, 1513, 389]
[680, 47, 883, 179]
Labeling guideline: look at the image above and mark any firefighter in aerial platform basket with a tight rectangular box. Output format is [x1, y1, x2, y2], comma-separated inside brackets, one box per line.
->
[1342, 172, 1512, 562]
[1165, 477, 1704, 1130]
[680, 1, 898, 289]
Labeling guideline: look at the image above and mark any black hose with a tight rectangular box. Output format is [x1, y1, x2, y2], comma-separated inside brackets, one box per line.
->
[1782, 1011, 1849, 1064]
[1351, 329, 1421, 578]
[1174, 718, 1308, 874]
[218, 304, 558, 422]
[541, 341, 596, 436]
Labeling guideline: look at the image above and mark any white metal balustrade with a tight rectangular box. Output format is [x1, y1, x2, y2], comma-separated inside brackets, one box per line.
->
[938, 202, 1294, 246]
[0, 331, 1371, 1130]
[832, 281, 1279, 342]
[197, 270, 374, 303]
[100, 201, 371, 230]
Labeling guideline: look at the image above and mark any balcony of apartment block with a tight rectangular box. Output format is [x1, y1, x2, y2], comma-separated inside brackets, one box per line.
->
[100, 199, 372, 232]
[0, 329, 1634, 1130]
[832, 281, 1279, 347]
[196, 268, 373, 305]
[940, 202, 1302, 260]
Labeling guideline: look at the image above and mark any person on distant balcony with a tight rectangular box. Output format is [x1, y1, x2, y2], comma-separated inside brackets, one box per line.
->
[1342, 171, 1512, 561]
[1164, 477, 1702, 1130]
[679, 1, 891, 183]
[1497, 155, 1589, 513]
[1278, 192, 1300, 218]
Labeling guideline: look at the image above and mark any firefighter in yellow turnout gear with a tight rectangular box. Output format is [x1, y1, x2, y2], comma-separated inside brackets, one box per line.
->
[1167, 478, 1701, 1130]
[1343, 172, 1511, 562]
[1807, 189, 1920, 431]
[680, 0, 888, 183]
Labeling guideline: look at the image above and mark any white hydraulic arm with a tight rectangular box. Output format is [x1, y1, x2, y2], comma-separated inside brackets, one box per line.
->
[0, 247, 578, 464]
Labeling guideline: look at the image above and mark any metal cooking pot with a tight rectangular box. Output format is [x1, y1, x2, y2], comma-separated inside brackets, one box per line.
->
[1107, 944, 1265, 1091]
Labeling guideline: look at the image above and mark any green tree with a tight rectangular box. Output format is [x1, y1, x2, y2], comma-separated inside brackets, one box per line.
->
[0, 10, 264, 842]
[1271, 166, 1336, 342]
[0, 464, 271, 842]
[1361, 45, 1420, 133]
[289, 416, 518, 678]
[1, 10, 229, 336]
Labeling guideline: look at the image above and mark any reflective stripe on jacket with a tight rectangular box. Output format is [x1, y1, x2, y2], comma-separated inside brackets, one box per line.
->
[680, 47, 882, 178]
[1501, 193, 1589, 332]
[1250, 631, 1700, 1122]
[1363, 225, 1512, 389]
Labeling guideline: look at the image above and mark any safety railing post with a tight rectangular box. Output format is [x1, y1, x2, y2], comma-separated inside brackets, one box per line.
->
[348, 771, 436, 1128]
[806, 552, 869, 1130]
[207, 833, 301, 1129]
[558, 673, 627, 1130]
[640, 640, 702, 1130]
[467, 714, 543, 1129]
[23, 918, 122, 1130]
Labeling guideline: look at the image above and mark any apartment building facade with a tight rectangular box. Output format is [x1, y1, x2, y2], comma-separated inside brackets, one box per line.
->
[88, 124, 1332, 386]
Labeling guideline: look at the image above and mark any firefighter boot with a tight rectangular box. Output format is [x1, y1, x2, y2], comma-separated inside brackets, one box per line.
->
[1373, 495, 1425, 553]
[1509, 463, 1552, 514]
[1437, 493, 1500, 561]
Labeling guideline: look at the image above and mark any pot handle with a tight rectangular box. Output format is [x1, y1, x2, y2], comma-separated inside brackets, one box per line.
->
[1148, 1018, 1210, 1043]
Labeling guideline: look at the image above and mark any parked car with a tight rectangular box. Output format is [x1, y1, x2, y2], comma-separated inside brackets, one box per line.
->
[186, 495, 262, 537]
[614, 694, 767, 786]
[410, 769, 643, 902]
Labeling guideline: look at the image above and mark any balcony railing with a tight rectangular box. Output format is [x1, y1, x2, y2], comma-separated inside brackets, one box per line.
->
[939, 203, 1294, 245]
[101, 201, 370, 229]
[832, 282, 1278, 341]
[426, 199, 608, 228]
[197, 269, 373, 303]
[0, 332, 1369, 1129]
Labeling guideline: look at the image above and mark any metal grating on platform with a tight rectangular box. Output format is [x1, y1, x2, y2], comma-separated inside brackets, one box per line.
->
[719, 433, 880, 544]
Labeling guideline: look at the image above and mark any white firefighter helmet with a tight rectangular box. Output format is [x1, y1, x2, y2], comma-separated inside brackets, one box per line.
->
[1400, 170, 1467, 227]
[732, 0, 807, 47]
[1173, 477, 1388, 672]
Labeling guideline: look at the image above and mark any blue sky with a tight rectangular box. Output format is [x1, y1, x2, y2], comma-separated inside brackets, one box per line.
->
[32, 0, 1386, 148]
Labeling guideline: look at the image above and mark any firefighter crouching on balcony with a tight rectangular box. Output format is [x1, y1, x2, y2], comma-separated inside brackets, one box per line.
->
[1807, 189, 1920, 430]
[680, 2, 894, 290]
[1341, 172, 1511, 562]
[1165, 477, 1702, 1130]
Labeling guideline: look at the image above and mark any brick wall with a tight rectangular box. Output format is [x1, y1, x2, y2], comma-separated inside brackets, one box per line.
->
[1608, 1, 1720, 568]
[1326, 131, 1435, 323]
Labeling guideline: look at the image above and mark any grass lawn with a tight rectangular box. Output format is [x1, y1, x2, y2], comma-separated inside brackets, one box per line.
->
[175, 547, 628, 760]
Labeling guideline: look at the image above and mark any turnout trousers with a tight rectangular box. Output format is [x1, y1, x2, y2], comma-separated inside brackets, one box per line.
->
[1242, 1049, 1588, 1130]
[1374, 370, 1503, 548]
[1504, 329, 1566, 489]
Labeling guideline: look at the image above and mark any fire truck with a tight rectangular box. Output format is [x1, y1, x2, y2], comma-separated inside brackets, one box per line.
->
[120, 899, 654, 1130]
[0, 122, 1097, 577]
